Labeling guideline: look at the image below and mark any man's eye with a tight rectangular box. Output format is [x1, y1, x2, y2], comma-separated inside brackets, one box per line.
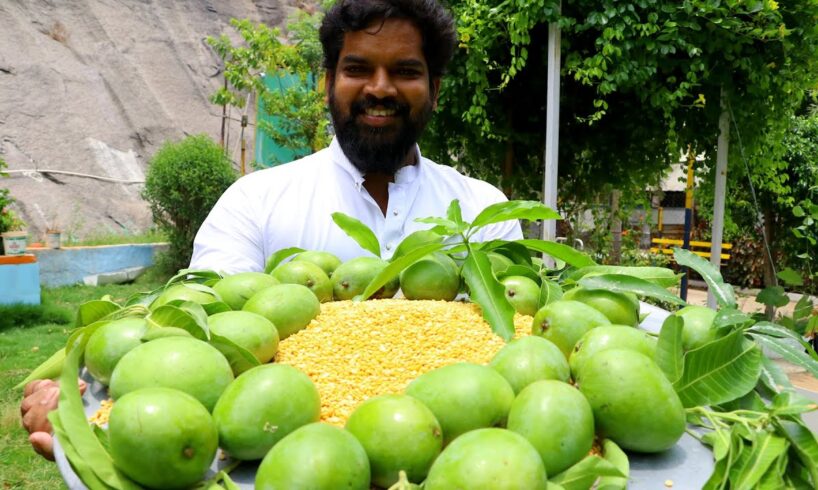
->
[397, 69, 421, 77]
[344, 65, 368, 74]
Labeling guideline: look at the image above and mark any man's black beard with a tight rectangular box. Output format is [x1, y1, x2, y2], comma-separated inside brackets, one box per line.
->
[329, 92, 433, 175]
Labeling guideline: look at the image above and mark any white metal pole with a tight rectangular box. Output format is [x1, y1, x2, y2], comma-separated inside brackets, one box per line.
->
[708, 87, 729, 309]
[542, 4, 561, 253]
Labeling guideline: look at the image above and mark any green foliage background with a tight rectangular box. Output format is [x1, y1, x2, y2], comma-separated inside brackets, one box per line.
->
[142, 135, 237, 271]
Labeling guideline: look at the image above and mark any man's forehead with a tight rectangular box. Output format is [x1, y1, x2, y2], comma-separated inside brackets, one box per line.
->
[338, 18, 425, 63]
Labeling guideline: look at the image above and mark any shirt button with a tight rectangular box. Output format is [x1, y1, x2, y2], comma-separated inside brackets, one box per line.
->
[392, 210, 399, 216]
[386, 244, 393, 251]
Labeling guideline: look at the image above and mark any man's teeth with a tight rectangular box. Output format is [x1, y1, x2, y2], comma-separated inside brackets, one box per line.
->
[365, 108, 395, 116]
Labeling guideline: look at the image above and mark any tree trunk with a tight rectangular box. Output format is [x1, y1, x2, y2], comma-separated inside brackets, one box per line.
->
[611, 190, 622, 264]
[762, 207, 777, 320]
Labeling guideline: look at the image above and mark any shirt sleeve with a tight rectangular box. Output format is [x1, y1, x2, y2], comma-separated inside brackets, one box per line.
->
[189, 181, 266, 274]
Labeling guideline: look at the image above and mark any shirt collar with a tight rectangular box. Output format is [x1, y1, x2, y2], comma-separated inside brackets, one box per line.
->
[329, 137, 421, 190]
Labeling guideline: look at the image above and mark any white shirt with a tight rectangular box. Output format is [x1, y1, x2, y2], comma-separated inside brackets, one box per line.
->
[190, 138, 522, 274]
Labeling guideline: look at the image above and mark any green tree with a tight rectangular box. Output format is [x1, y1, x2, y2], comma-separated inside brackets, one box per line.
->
[422, 0, 818, 255]
[208, 12, 329, 166]
[142, 135, 237, 271]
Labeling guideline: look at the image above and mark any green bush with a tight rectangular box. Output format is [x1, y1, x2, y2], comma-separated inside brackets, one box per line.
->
[142, 135, 237, 271]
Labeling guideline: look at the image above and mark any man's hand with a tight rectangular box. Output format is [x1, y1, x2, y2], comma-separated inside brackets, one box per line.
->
[20, 379, 87, 461]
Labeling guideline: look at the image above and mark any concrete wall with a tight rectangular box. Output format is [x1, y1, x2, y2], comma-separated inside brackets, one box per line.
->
[0, 255, 40, 304]
[30, 243, 168, 287]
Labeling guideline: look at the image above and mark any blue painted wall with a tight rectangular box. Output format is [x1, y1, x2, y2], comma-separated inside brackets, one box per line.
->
[31, 243, 167, 287]
[0, 261, 41, 304]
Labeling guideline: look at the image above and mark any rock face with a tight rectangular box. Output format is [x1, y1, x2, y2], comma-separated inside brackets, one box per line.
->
[0, 0, 289, 239]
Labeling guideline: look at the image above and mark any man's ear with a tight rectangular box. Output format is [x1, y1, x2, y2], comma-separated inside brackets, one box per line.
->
[324, 70, 334, 103]
[431, 77, 442, 110]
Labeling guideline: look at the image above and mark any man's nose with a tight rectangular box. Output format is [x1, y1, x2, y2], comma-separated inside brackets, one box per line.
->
[363, 68, 398, 99]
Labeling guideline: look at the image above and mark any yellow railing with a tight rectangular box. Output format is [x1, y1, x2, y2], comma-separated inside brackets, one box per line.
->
[650, 238, 733, 261]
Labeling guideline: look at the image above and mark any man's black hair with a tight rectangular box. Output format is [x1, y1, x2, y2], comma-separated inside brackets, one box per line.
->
[319, 0, 457, 80]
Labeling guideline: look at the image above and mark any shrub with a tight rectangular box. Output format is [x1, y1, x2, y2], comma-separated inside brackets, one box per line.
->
[142, 135, 237, 271]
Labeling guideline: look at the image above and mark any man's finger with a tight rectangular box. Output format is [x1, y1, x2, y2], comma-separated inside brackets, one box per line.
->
[29, 432, 55, 461]
[23, 379, 57, 397]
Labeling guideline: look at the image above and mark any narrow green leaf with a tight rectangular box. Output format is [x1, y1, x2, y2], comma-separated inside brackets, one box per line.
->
[597, 439, 629, 490]
[713, 307, 754, 331]
[446, 199, 465, 228]
[390, 230, 444, 262]
[210, 333, 261, 375]
[673, 247, 736, 308]
[167, 269, 223, 286]
[759, 355, 794, 393]
[538, 279, 563, 309]
[550, 454, 625, 490]
[702, 429, 731, 461]
[731, 432, 788, 488]
[49, 415, 112, 490]
[142, 326, 194, 341]
[75, 300, 121, 327]
[772, 391, 818, 417]
[124, 287, 163, 307]
[264, 246, 306, 273]
[332, 212, 381, 257]
[579, 274, 687, 306]
[497, 264, 541, 283]
[470, 200, 561, 230]
[793, 295, 815, 322]
[57, 333, 143, 489]
[202, 302, 232, 316]
[755, 453, 788, 490]
[703, 452, 730, 490]
[146, 305, 208, 340]
[656, 316, 684, 383]
[673, 330, 763, 407]
[487, 241, 533, 266]
[414, 217, 465, 235]
[220, 472, 241, 490]
[517, 239, 596, 269]
[461, 249, 516, 341]
[776, 419, 818, 485]
[752, 334, 818, 378]
[567, 265, 679, 287]
[361, 242, 445, 300]
[749, 322, 809, 342]
[14, 347, 66, 390]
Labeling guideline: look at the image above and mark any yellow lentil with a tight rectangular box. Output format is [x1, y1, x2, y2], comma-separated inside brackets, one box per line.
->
[88, 398, 113, 426]
[276, 299, 532, 426]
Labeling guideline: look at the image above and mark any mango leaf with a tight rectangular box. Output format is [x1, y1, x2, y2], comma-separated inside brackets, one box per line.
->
[75, 300, 121, 327]
[461, 249, 516, 341]
[176, 301, 210, 331]
[332, 212, 382, 257]
[390, 230, 445, 262]
[497, 264, 541, 283]
[446, 199, 465, 228]
[14, 347, 66, 390]
[50, 415, 112, 490]
[517, 239, 596, 268]
[702, 429, 732, 461]
[124, 287, 163, 307]
[772, 391, 818, 417]
[167, 269, 223, 286]
[778, 267, 804, 286]
[673, 247, 736, 308]
[210, 333, 260, 375]
[550, 454, 625, 490]
[567, 265, 679, 287]
[756, 454, 788, 490]
[489, 241, 534, 266]
[749, 322, 808, 342]
[55, 333, 143, 490]
[713, 308, 753, 333]
[470, 200, 561, 230]
[656, 316, 684, 383]
[776, 419, 818, 485]
[539, 279, 563, 309]
[547, 483, 567, 490]
[414, 217, 467, 235]
[751, 334, 818, 378]
[673, 330, 763, 407]
[757, 286, 790, 308]
[361, 242, 445, 300]
[597, 439, 629, 490]
[142, 326, 194, 341]
[264, 246, 306, 273]
[146, 305, 208, 340]
[730, 432, 788, 489]
[202, 302, 232, 315]
[759, 355, 794, 393]
[578, 274, 687, 306]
